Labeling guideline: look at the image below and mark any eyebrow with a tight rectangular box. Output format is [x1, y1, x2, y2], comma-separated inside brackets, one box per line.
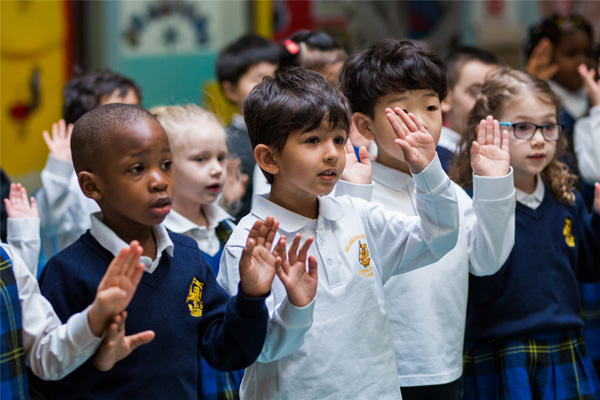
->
[386, 93, 438, 105]
[511, 114, 556, 121]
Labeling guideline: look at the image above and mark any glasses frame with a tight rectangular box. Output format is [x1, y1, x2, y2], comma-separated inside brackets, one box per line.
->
[498, 121, 564, 142]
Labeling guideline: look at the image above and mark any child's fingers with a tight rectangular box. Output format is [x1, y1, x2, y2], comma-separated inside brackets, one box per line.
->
[66, 122, 74, 139]
[42, 130, 52, 148]
[307, 256, 318, 280]
[263, 217, 279, 250]
[344, 137, 354, 155]
[501, 129, 509, 153]
[126, 330, 156, 352]
[240, 237, 256, 269]
[58, 119, 67, 138]
[385, 108, 407, 140]
[296, 236, 314, 265]
[29, 197, 39, 216]
[395, 107, 418, 132]
[485, 116, 494, 146]
[287, 234, 302, 264]
[408, 113, 426, 133]
[358, 146, 371, 167]
[476, 120, 486, 146]
[492, 119, 501, 148]
[275, 236, 287, 262]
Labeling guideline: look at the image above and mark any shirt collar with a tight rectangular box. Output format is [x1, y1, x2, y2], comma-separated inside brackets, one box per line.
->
[163, 203, 233, 234]
[89, 212, 174, 273]
[371, 161, 415, 192]
[515, 174, 545, 208]
[251, 194, 344, 233]
[548, 80, 589, 120]
[438, 126, 462, 153]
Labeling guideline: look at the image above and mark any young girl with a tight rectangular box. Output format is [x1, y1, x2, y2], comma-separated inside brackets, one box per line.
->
[450, 67, 600, 399]
[151, 104, 244, 399]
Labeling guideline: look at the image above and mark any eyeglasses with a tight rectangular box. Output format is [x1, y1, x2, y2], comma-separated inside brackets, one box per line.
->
[498, 122, 564, 141]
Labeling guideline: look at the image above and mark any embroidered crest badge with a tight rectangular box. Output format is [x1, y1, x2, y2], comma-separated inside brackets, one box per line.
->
[563, 218, 575, 247]
[358, 240, 370, 268]
[186, 277, 204, 317]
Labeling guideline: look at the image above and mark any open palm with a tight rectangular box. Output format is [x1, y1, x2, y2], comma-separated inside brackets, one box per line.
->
[386, 107, 435, 173]
[274, 234, 318, 308]
[471, 116, 510, 177]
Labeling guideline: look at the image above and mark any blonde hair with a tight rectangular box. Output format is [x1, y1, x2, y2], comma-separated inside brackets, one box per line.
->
[449, 66, 577, 205]
[150, 104, 225, 155]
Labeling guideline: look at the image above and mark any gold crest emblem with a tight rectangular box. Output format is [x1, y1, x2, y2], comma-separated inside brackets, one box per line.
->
[186, 277, 204, 317]
[563, 218, 575, 247]
[358, 240, 370, 268]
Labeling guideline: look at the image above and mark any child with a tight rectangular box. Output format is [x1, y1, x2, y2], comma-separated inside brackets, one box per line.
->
[152, 104, 244, 399]
[217, 66, 461, 399]
[450, 67, 600, 399]
[29, 104, 307, 399]
[439, 46, 500, 172]
[35, 70, 142, 264]
[339, 39, 515, 400]
[525, 15, 595, 171]
[1, 241, 154, 400]
[215, 34, 280, 223]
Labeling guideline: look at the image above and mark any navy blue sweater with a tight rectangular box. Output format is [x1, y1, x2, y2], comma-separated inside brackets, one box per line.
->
[467, 186, 600, 340]
[30, 231, 268, 399]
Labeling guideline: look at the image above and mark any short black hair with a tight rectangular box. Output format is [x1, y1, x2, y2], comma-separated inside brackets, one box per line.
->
[71, 103, 156, 175]
[215, 34, 279, 85]
[444, 46, 500, 89]
[339, 39, 447, 118]
[525, 14, 594, 61]
[62, 70, 142, 125]
[243, 66, 351, 184]
[279, 30, 347, 71]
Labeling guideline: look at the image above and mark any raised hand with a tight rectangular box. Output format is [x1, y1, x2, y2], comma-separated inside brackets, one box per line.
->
[526, 38, 559, 81]
[42, 119, 74, 160]
[219, 157, 249, 212]
[385, 107, 436, 173]
[340, 137, 372, 185]
[4, 183, 38, 218]
[238, 216, 280, 298]
[274, 234, 317, 308]
[471, 116, 510, 177]
[92, 312, 155, 372]
[578, 63, 600, 107]
[87, 242, 145, 337]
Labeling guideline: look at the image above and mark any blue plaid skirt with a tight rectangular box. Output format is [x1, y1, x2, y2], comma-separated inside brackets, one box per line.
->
[581, 282, 600, 362]
[462, 332, 600, 400]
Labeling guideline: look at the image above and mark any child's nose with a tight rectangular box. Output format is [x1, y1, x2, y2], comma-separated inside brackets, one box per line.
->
[323, 140, 339, 161]
[149, 169, 169, 191]
[530, 128, 545, 146]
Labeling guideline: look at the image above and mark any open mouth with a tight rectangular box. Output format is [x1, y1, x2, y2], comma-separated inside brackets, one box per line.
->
[318, 169, 337, 181]
[206, 183, 221, 192]
[527, 153, 546, 160]
[150, 197, 171, 216]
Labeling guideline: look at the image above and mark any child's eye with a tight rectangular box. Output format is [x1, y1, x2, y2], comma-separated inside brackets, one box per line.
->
[426, 105, 438, 112]
[196, 157, 205, 163]
[217, 155, 226, 162]
[162, 160, 172, 170]
[306, 137, 319, 144]
[129, 165, 144, 174]
[334, 136, 346, 145]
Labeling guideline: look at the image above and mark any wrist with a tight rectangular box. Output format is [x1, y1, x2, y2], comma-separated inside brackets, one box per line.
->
[87, 302, 108, 338]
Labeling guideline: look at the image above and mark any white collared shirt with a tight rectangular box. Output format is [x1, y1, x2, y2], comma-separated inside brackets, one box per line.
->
[438, 126, 462, 154]
[218, 155, 460, 399]
[89, 212, 174, 274]
[516, 174, 545, 210]
[2, 243, 101, 380]
[163, 204, 233, 256]
[365, 160, 515, 386]
[549, 80, 589, 120]
[574, 105, 600, 185]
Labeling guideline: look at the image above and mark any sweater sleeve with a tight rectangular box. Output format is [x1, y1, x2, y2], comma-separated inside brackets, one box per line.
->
[574, 106, 600, 185]
[575, 206, 600, 283]
[196, 256, 270, 370]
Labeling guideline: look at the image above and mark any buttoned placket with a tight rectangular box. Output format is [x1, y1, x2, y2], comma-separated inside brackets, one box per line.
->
[313, 217, 343, 288]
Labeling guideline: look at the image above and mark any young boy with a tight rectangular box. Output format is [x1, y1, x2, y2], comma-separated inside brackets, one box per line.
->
[339, 39, 515, 399]
[152, 104, 245, 398]
[30, 104, 308, 399]
[215, 34, 279, 223]
[36, 70, 141, 263]
[216, 66, 461, 399]
[438, 46, 500, 171]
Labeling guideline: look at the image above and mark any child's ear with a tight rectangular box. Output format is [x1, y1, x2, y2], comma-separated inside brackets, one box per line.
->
[221, 80, 240, 105]
[351, 112, 376, 140]
[78, 172, 103, 201]
[441, 96, 452, 113]
[254, 144, 279, 176]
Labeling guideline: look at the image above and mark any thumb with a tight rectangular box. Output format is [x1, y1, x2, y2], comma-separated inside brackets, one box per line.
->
[307, 256, 318, 280]
[358, 146, 371, 167]
[124, 331, 156, 354]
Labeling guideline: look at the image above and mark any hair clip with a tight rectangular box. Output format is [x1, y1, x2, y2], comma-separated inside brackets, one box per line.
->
[285, 40, 300, 55]
[555, 15, 582, 31]
[498, 122, 512, 127]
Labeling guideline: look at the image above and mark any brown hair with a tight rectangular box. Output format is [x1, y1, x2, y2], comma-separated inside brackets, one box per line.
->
[449, 67, 577, 205]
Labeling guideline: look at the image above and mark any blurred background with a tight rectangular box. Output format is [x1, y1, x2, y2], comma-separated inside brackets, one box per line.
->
[2, 0, 599, 191]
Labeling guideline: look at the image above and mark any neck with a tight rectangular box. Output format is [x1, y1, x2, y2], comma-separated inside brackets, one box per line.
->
[102, 216, 157, 259]
[375, 151, 412, 175]
[268, 184, 320, 219]
[514, 172, 537, 194]
[172, 196, 208, 227]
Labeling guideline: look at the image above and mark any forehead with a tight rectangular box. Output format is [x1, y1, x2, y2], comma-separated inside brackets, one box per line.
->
[555, 30, 593, 52]
[100, 88, 140, 106]
[243, 61, 277, 80]
[455, 61, 496, 87]
[379, 90, 439, 105]
[178, 121, 227, 149]
[112, 118, 170, 153]
[501, 94, 556, 120]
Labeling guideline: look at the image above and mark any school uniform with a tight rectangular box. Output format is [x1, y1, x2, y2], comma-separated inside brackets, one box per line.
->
[29, 213, 269, 399]
[436, 126, 462, 173]
[218, 155, 460, 399]
[463, 176, 600, 400]
[164, 205, 244, 399]
[1, 244, 102, 393]
[35, 155, 99, 264]
[356, 161, 514, 395]
[7, 217, 40, 275]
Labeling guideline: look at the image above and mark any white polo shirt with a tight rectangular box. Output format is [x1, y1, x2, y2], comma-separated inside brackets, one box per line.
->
[218, 156, 460, 399]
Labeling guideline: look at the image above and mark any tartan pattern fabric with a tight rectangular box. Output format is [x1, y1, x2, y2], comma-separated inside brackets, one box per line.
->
[581, 282, 600, 362]
[0, 246, 28, 400]
[462, 333, 600, 400]
[198, 219, 242, 399]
